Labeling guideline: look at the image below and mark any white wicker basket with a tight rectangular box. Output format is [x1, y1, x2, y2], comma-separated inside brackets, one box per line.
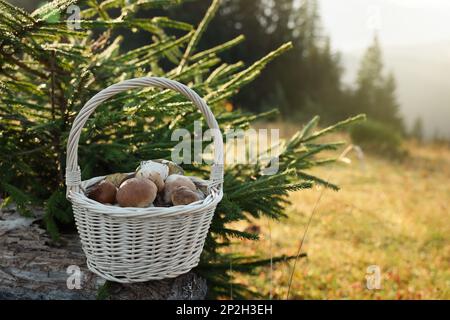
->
[65, 77, 224, 283]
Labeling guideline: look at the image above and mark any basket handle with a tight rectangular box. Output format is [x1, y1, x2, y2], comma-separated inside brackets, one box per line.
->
[65, 77, 224, 197]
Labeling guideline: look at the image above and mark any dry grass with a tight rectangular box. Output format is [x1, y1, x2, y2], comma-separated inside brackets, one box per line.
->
[226, 125, 450, 299]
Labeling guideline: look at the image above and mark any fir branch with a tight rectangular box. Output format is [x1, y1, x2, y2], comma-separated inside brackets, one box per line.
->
[0, 181, 34, 215]
[2, 55, 47, 78]
[177, 0, 221, 74]
[302, 114, 366, 143]
[0, 0, 36, 25]
[32, 0, 78, 21]
[205, 61, 245, 85]
[206, 42, 293, 101]
[297, 171, 339, 191]
[190, 35, 245, 62]
[213, 228, 259, 241]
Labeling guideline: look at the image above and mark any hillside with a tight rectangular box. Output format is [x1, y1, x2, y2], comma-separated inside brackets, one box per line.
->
[229, 133, 450, 299]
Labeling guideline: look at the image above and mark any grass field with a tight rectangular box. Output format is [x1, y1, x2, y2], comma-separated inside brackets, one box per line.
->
[227, 131, 450, 299]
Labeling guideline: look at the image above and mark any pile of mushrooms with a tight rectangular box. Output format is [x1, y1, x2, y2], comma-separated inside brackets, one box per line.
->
[87, 160, 205, 208]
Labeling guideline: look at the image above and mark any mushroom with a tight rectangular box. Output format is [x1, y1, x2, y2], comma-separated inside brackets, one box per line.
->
[116, 177, 157, 208]
[136, 160, 169, 180]
[163, 174, 196, 204]
[88, 180, 117, 204]
[105, 173, 134, 188]
[154, 159, 184, 176]
[148, 171, 164, 192]
[135, 170, 164, 192]
[171, 186, 201, 206]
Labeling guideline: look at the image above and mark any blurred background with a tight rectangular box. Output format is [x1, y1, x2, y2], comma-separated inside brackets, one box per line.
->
[6, 0, 449, 299]
[9, 0, 450, 140]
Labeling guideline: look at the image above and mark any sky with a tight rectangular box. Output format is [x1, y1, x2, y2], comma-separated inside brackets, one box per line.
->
[319, 0, 450, 52]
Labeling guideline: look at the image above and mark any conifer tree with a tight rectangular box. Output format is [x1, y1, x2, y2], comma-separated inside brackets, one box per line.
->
[0, 0, 363, 298]
[355, 35, 404, 132]
[411, 116, 424, 142]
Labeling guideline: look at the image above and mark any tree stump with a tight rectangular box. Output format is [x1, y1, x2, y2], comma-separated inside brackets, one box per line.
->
[0, 207, 207, 300]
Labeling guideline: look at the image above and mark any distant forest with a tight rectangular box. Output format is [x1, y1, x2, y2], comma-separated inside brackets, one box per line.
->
[166, 0, 403, 131]
[8, 0, 405, 132]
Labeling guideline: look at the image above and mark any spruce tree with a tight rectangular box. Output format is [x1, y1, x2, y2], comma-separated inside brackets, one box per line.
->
[0, 0, 363, 298]
[411, 116, 424, 142]
[355, 35, 404, 132]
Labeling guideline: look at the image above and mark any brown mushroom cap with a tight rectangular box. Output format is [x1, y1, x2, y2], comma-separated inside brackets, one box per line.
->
[171, 186, 201, 206]
[116, 178, 157, 208]
[136, 170, 164, 193]
[148, 171, 165, 192]
[88, 180, 117, 204]
[105, 173, 134, 188]
[163, 174, 196, 203]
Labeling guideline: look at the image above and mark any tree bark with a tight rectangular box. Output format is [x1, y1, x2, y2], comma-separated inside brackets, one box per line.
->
[0, 207, 207, 300]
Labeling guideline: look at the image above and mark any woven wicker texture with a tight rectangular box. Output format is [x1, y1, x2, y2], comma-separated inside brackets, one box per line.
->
[65, 77, 224, 282]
